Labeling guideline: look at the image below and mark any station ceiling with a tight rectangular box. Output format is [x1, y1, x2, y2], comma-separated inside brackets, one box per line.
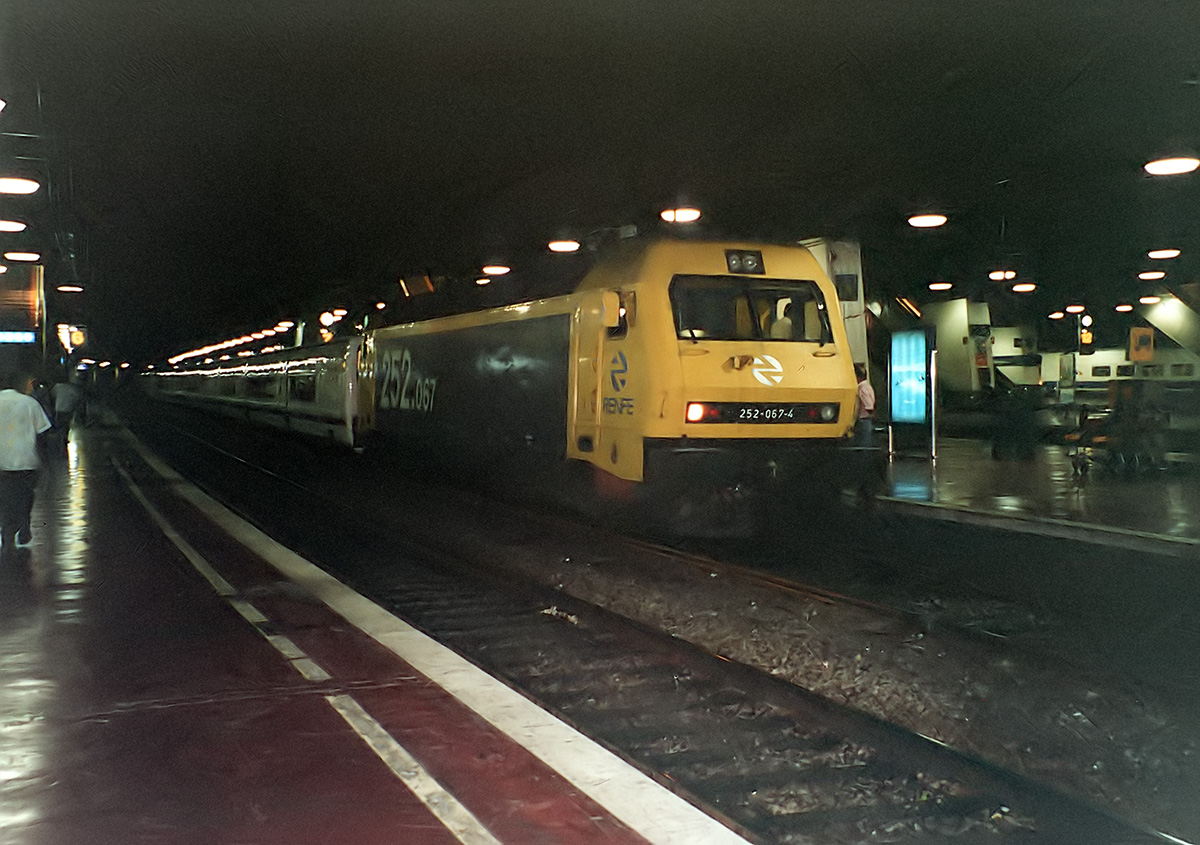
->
[2, 1, 1200, 361]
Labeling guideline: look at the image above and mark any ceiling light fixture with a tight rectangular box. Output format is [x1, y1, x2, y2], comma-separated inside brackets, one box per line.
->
[1115, 304, 1134, 312]
[660, 207, 701, 223]
[0, 177, 39, 195]
[548, 240, 580, 253]
[928, 282, 953, 291]
[1048, 311, 1065, 320]
[1012, 283, 1036, 293]
[907, 213, 947, 228]
[1138, 270, 1166, 280]
[988, 270, 1005, 281]
[1139, 295, 1162, 305]
[56, 284, 84, 293]
[3, 251, 39, 262]
[481, 264, 510, 275]
[0, 220, 26, 233]
[1065, 304, 1086, 314]
[1147, 248, 1180, 260]
[475, 277, 490, 286]
[1144, 157, 1200, 176]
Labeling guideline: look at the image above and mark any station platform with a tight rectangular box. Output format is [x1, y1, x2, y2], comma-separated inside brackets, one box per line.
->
[0, 422, 747, 845]
[882, 437, 1200, 554]
[5, 418, 1200, 843]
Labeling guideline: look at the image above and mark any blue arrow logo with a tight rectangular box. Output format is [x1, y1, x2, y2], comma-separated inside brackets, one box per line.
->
[610, 351, 628, 391]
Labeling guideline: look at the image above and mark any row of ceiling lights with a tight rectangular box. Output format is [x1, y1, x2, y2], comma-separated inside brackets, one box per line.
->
[914, 155, 1194, 308]
[168, 320, 296, 365]
[469, 206, 701, 287]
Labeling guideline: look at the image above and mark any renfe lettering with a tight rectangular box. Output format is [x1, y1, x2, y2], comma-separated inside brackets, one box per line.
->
[602, 397, 635, 416]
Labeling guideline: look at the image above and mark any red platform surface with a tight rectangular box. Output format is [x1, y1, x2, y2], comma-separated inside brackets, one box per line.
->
[0, 429, 667, 845]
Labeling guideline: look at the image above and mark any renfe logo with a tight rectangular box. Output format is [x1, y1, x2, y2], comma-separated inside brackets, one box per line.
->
[610, 351, 628, 391]
[751, 354, 784, 386]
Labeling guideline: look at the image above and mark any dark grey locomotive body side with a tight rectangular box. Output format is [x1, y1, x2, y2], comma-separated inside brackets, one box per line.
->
[369, 314, 572, 478]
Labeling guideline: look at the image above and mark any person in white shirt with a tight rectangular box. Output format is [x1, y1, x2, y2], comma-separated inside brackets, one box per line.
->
[0, 371, 52, 549]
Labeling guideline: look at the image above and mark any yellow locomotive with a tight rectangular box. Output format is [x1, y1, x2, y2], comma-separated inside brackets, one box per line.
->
[152, 237, 860, 531]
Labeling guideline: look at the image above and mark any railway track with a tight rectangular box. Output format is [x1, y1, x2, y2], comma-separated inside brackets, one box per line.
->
[348, 553, 1164, 844]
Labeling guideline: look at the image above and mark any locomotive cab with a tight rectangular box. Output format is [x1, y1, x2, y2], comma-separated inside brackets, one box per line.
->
[567, 240, 857, 497]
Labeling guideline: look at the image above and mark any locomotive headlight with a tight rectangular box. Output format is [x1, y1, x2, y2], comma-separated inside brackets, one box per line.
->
[820, 404, 838, 421]
[686, 402, 707, 422]
[725, 249, 765, 275]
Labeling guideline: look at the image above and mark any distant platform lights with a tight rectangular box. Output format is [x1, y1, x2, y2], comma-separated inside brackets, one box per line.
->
[167, 319, 297, 365]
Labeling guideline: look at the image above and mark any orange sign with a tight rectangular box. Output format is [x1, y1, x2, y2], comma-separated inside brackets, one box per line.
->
[1129, 327, 1154, 362]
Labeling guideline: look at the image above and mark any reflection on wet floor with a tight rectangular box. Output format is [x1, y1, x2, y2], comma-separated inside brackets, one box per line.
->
[0, 432, 90, 837]
[887, 438, 1200, 539]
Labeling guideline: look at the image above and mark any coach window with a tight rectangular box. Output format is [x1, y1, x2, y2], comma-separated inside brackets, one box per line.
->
[289, 372, 317, 402]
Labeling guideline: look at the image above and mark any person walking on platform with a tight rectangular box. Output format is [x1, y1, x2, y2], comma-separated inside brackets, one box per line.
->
[0, 371, 52, 550]
[854, 363, 875, 446]
[50, 375, 84, 453]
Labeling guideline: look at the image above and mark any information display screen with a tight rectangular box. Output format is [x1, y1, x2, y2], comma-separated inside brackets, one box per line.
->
[890, 329, 930, 424]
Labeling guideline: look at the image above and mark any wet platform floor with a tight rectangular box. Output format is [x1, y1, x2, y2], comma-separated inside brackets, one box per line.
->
[884, 437, 1200, 548]
[0, 425, 744, 845]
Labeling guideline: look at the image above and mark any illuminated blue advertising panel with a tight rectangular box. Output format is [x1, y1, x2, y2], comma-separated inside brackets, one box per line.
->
[891, 329, 930, 424]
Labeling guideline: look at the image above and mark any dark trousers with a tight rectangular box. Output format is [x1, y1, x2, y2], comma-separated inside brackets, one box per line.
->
[0, 470, 36, 544]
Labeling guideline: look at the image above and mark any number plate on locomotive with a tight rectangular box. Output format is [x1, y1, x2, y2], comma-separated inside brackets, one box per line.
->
[693, 403, 837, 423]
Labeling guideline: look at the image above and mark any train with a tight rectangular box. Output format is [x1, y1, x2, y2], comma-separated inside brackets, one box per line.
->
[147, 237, 866, 532]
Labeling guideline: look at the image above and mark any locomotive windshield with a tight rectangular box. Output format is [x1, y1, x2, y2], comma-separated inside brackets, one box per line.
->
[669, 275, 833, 343]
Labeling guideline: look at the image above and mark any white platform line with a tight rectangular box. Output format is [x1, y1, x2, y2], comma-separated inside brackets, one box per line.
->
[124, 431, 750, 845]
[113, 445, 493, 844]
[327, 694, 501, 845]
[111, 458, 237, 597]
